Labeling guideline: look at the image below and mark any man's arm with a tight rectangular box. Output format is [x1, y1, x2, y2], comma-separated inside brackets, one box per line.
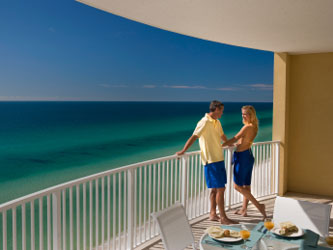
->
[221, 134, 228, 143]
[222, 136, 238, 147]
[222, 125, 247, 147]
[176, 135, 198, 155]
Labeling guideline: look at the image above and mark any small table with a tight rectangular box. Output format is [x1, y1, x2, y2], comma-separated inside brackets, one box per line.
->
[199, 223, 331, 250]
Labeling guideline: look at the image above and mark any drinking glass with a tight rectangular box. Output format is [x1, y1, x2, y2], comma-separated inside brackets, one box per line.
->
[240, 230, 251, 249]
[264, 218, 275, 239]
[325, 235, 333, 248]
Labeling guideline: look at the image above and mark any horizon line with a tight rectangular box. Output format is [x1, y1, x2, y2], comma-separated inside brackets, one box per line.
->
[0, 100, 273, 103]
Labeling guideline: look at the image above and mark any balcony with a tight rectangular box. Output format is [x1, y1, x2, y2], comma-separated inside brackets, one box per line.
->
[2, 140, 329, 250]
[142, 193, 333, 250]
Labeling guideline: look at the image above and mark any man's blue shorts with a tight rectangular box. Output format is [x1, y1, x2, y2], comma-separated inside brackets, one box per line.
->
[233, 149, 254, 186]
[204, 161, 227, 188]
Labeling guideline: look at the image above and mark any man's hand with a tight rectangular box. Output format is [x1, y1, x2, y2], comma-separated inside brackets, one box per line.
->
[222, 141, 236, 147]
[175, 135, 198, 156]
[176, 150, 185, 156]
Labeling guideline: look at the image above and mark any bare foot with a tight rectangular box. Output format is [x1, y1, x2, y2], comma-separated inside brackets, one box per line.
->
[209, 214, 220, 221]
[234, 209, 248, 217]
[258, 203, 267, 219]
[220, 217, 238, 225]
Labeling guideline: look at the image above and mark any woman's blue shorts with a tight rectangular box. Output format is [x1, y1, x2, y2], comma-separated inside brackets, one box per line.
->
[233, 149, 254, 186]
[204, 161, 227, 188]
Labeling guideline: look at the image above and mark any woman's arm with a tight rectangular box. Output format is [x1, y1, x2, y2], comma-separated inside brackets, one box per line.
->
[222, 125, 248, 147]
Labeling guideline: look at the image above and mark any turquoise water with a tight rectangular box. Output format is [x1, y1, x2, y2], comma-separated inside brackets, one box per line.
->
[0, 102, 272, 203]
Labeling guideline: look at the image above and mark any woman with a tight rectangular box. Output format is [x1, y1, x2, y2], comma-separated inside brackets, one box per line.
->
[222, 105, 266, 218]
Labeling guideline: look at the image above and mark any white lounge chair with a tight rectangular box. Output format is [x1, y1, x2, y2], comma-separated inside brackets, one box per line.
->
[273, 196, 332, 236]
[151, 203, 196, 250]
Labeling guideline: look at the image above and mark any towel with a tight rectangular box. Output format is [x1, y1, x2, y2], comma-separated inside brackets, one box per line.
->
[201, 224, 264, 250]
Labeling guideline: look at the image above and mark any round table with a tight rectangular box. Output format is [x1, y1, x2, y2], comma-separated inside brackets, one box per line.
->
[199, 223, 301, 250]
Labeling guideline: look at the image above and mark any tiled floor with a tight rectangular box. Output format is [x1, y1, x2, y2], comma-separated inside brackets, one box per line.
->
[140, 193, 333, 250]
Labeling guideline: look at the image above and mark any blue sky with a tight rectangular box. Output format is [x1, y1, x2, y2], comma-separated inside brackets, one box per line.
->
[0, 0, 274, 102]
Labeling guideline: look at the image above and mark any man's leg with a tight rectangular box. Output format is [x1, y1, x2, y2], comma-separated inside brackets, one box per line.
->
[234, 185, 250, 216]
[209, 188, 220, 221]
[216, 187, 238, 225]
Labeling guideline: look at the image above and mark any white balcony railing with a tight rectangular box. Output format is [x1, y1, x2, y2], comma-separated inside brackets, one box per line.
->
[0, 141, 280, 250]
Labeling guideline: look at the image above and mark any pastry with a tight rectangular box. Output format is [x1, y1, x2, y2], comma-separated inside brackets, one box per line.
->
[279, 221, 298, 236]
[205, 226, 224, 238]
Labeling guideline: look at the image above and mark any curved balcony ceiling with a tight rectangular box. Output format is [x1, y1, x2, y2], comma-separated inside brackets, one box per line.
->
[76, 0, 333, 54]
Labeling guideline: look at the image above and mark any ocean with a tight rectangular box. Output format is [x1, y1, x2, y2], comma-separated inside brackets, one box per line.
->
[0, 101, 272, 204]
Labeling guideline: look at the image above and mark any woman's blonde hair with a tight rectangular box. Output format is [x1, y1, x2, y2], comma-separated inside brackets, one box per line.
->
[242, 105, 258, 130]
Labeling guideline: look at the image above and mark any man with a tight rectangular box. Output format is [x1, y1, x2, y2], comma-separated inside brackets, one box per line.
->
[176, 100, 237, 225]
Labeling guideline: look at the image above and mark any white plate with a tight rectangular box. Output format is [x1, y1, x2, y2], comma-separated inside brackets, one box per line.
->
[210, 232, 243, 243]
[272, 227, 304, 238]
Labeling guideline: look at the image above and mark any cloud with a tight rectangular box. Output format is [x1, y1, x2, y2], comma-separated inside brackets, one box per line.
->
[247, 84, 273, 90]
[163, 85, 238, 91]
[98, 84, 128, 88]
[143, 85, 156, 88]
[98, 84, 111, 88]
[216, 87, 239, 91]
[0, 96, 61, 101]
[163, 85, 207, 89]
[116, 83, 272, 92]
[0, 96, 113, 101]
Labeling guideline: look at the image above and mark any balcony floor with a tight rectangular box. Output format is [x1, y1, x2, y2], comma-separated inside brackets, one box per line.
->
[139, 192, 333, 250]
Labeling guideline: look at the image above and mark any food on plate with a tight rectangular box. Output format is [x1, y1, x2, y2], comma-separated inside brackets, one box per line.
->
[229, 230, 241, 238]
[205, 226, 224, 238]
[223, 229, 230, 237]
[279, 221, 298, 236]
[205, 226, 240, 238]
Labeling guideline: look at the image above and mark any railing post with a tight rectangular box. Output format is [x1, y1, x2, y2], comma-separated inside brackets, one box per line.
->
[52, 191, 61, 250]
[127, 168, 135, 250]
[275, 142, 280, 195]
[180, 155, 188, 212]
[2, 210, 7, 250]
[226, 148, 233, 210]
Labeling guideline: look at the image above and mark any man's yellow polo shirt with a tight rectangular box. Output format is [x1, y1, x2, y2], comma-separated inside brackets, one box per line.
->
[193, 113, 224, 165]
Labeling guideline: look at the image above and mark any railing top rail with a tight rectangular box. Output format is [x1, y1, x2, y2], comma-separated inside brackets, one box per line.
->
[0, 140, 279, 211]
[251, 140, 280, 146]
[0, 154, 179, 210]
[186, 141, 280, 155]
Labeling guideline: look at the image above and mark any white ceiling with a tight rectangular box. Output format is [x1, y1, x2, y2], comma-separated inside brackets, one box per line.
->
[77, 0, 333, 54]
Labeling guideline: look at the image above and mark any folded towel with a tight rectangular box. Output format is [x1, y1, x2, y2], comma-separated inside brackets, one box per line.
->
[301, 229, 320, 248]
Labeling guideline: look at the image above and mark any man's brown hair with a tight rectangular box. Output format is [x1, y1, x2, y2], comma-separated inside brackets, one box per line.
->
[209, 100, 224, 112]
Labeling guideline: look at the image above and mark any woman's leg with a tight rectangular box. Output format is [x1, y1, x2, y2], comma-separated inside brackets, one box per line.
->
[234, 184, 266, 218]
[234, 185, 250, 216]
